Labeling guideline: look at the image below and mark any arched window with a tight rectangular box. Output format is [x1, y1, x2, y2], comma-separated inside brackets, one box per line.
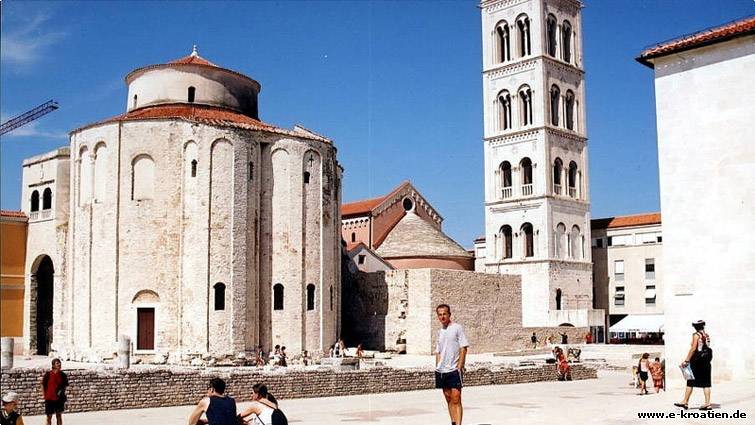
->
[562, 20, 572, 63]
[571, 225, 581, 259]
[553, 158, 563, 195]
[546, 14, 558, 57]
[329, 285, 333, 311]
[42, 188, 52, 210]
[556, 288, 562, 310]
[516, 15, 531, 57]
[556, 223, 566, 258]
[565, 90, 575, 130]
[132, 154, 155, 201]
[351, 232, 356, 242]
[520, 157, 533, 196]
[499, 161, 513, 198]
[522, 222, 534, 257]
[497, 90, 512, 130]
[306, 284, 315, 311]
[79, 146, 91, 206]
[30, 190, 40, 212]
[519, 86, 533, 126]
[568, 161, 578, 198]
[214, 283, 226, 311]
[191, 160, 197, 177]
[132, 94, 138, 109]
[550, 84, 560, 126]
[303, 171, 310, 184]
[248, 162, 254, 180]
[273, 284, 284, 310]
[188, 86, 196, 103]
[499, 225, 513, 259]
[495, 22, 511, 63]
[93, 143, 108, 202]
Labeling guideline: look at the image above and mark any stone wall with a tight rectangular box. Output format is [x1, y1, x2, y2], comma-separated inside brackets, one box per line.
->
[1, 364, 596, 416]
[343, 268, 590, 354]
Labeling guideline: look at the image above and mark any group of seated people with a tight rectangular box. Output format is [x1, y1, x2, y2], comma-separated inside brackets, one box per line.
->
[189, 378, 287, 425]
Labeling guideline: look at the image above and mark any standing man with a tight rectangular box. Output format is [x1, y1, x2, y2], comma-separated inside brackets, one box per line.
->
[530, 332, 539, 349]
[41, 359, 68, 425]
[434, 304, 469, 425]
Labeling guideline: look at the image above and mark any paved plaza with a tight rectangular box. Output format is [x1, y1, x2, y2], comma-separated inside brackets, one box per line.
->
[20, 370, 755, 425]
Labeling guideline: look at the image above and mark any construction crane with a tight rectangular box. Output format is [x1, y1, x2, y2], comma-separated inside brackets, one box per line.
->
[0, 100, 60, 136]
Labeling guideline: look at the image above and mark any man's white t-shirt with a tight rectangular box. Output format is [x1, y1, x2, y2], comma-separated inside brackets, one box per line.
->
[435, 322, 470, 373]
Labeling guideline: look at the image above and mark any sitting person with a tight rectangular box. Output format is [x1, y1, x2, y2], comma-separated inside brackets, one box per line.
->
[1, 391, 25, 425]
[188, 378, 237, 425]
[238, 384, 287, 425]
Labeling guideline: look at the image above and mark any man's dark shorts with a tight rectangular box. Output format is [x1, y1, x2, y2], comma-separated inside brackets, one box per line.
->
[45, 399, 65, 415]
[435, 369, 463, 389]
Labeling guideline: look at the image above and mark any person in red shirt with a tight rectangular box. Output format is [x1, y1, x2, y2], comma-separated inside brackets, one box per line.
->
[41, 359, 68, 425]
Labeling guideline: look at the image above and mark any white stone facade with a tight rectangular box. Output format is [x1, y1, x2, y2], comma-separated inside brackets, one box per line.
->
[20, 53, 342, 360]
[644, 34, 755, 384]
[478, 0, 599, 328]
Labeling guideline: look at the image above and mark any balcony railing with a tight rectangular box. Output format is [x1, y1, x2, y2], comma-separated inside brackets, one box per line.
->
[501, 187, 513, 199]
[29, 211, 39, 220]
[521, 184, 533, 196]
[568, 187, 576, 198]
[553, 184, 562, 195]
[41, 210, 52, 219]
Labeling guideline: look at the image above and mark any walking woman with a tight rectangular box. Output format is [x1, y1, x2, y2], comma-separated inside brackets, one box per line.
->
[637, 353, 650, 395]
[674, 320, 713, 410]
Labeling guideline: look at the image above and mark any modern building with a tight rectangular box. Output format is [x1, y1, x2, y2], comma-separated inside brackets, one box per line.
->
[637, 15, 755, 384]
[17, 48, 343, 360]
[0, 211, 28, 354]
[591, 213, 663, 344]
[477, 0, 603, 332]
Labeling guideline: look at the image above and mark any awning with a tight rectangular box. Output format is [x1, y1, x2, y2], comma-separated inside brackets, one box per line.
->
[609, 314, 664, 333]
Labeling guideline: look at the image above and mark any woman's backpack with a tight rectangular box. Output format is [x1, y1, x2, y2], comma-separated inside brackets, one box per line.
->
[271, 408, 288, 425]
[697, 332, 713, 362]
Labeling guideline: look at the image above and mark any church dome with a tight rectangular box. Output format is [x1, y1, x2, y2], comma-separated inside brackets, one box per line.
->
[125, 46, 261, 119]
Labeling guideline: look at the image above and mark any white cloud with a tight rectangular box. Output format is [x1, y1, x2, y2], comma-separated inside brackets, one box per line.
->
[0, 13, 67, 67]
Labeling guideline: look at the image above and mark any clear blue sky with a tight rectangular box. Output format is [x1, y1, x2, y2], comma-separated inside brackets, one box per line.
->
[1, 1, 752, 247]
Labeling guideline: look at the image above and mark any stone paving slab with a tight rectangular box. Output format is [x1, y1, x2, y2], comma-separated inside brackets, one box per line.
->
[20, 371, 755, 425]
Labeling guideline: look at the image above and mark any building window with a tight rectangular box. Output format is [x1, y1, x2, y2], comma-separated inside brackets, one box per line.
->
[553, 158, 563, 195]
[273, 284, 284, 310]
[497, 90, 512, 131]
[402, 198, 414, 211]
[570, 225, 581, 259]
[496, 22, 511, 63]
[132, 154, 155, 201]
[133, 94, 138, 109]
[645, 258, 655, 280]
[550, 85, 560, 126]
[42, 188, 52, 210]
[614, 286, 625, 306]
[214, 283, 226, 311]
[188, 86, 196, 103]
[306, 284, 315, 311]
[499, 225, 513, 259]
[351, 232, 356, 243]
[555, 288, 562, 310]
[645, 285, 656, 305]
[555, 223, 566, 258]
[562, 20, 572, 63]
[329, 286, 333, 311]
[614, 260, 624, 281]
[522, 222, 534, 257]
[303, 171, 310, 184]
[520, 157, 533, 196]
[565, 90, 575, 130]
[516, 15, 531, 57]
[248, 161, 254, 180]
[519, 86, 533, 126]
[357, 254, 366, 265]
[592, 237, 603, 248]
[31, 190, 40, 212]
[568, 161, 578, 198]
[191, 160, 197, 178]
[546, 14, 557, 57]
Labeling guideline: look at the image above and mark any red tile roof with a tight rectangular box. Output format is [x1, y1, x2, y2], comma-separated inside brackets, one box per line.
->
[638, 15, 755, 67]
[342, 195, 388, 217]
[70, 103, 330, 143]
[169, 54, 218, 67]
[0, 210, 27, 219]
[591, 212, 661, 230]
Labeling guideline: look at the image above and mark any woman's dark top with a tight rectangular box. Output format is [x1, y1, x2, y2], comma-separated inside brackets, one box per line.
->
[206, 395, 237, 425]
[0, 410, 21, 425]
[688, 331, 712, 388]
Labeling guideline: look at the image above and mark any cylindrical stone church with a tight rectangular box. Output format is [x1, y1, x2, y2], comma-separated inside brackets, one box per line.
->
[64, 48, 341, 360]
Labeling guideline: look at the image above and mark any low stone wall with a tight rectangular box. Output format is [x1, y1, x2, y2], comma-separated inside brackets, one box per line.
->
[1, 364, 596, 416]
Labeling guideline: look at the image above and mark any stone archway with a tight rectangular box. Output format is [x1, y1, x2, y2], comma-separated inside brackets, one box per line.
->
[30, 255, 54, 355]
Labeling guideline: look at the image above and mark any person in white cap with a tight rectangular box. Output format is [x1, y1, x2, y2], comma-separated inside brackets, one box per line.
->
[1, 391, 25, 425]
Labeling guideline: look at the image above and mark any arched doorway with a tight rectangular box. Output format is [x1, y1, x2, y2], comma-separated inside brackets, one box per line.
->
[32, 255, 54, 355]
[555, 288, 562, 311]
